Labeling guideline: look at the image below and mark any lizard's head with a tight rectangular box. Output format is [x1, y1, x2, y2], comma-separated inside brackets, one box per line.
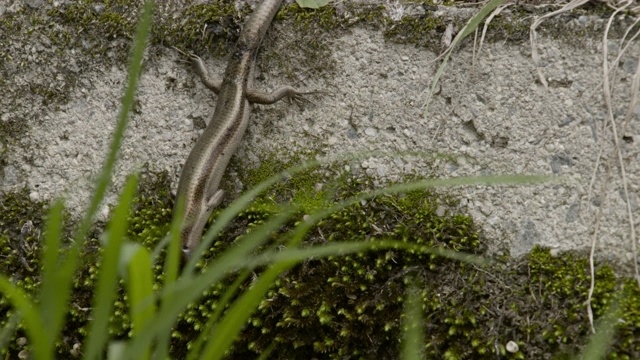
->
[180, 213, 209, 259]
[180, 225, 195, 259]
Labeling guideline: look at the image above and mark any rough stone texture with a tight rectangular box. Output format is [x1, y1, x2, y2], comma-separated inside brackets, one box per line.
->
[1, 2, 639, 272]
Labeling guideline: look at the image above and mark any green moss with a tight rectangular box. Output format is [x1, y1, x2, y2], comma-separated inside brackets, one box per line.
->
[0, 189, 48, 284]
[480, 11, 530, 43]
[56, 169, 174, 356]
[0, 189, 48, 356]
[384, 14, 447, 51]
[233, 186, 481, 358]
[2, 153, 640, 358]
[231, 151, 334, 213]
[0, 169, 174, 358]
[126, 169, 174, 249]
[154, 2, 243, 57]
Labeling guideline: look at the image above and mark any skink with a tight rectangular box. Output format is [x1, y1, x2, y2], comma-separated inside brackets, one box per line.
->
[174, 0, 313, 257]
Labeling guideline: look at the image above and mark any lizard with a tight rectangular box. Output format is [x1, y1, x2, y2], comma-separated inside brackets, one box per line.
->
[174, 0, 317, 258]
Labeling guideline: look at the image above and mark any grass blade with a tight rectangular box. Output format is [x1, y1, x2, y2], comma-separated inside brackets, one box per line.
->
[581, 293, 622, 360]
[37, 200, 65, 356]
[401, 280, 424, 360]
[83, 175, 139, 360]
[22, 0, 156, 356]
[248, 241, 488, 269]
[186, 210, 296, 359]
[163, 196, 183, 284]
[204, 191, 340, 357]
[199, 237, 486, 359]
[201, 261, 293, 360]
[71, 0, 154, 249]
[126, 244, 156, 360]
[185, 269, 253, 360]
[424, 0, 507, 117]
[191, 172, 527, 357]
[0, 277, 46, 360]
[154, 196, 185, 359]
[0, 313, 19, 353]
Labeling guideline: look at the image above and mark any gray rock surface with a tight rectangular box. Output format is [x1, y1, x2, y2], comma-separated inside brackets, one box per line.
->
[1, 2, 639, 272]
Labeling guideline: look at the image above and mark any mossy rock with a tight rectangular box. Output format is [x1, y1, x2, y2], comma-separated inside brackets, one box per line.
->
[1, 168, 639, 359]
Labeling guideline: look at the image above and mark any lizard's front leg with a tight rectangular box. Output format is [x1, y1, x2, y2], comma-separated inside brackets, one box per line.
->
[177, 48, 321, 105]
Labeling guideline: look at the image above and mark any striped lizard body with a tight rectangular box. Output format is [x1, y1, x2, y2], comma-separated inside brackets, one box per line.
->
[175, 0, 314, 258]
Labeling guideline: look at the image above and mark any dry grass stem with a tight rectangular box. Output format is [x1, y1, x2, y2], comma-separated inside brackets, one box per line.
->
[530, 0, 590, 88]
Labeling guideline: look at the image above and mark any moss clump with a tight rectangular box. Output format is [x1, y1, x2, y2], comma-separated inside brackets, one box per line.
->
[2, 157, 640, 358]
[0, 170, 175, 358]
[45, 1, 142, 64]
[230, 152, 334, 212]
[522, 248, 639, 359]
[126, 169, 174, 249]
[0, 189, 49, 356]
[384, 14, 448, 51]
[612, 279, 640, 358]
[277, 2, 344, 31]
[0, 189, 48, 286]
[155, 1, 243, 57]
[56, 169, 174, 356]
[229, 179, 482, 359]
